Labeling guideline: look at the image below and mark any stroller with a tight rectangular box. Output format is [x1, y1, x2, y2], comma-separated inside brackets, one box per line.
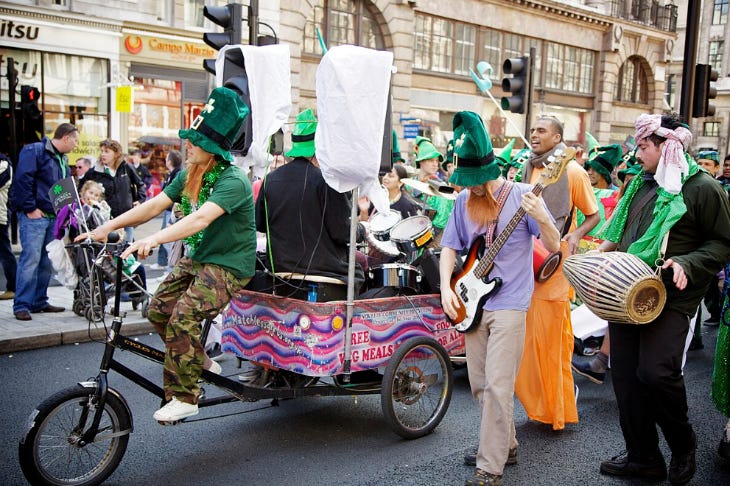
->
[56, 201, 150, 321]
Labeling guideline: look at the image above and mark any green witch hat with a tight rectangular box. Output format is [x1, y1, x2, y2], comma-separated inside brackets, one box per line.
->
[442, 138, 455, 171]
[495, 138, 516, 167]
[286, 108, 318, 158]
[585, 144, 623, 184]
[617, 148, 641, 183]
[449, 111, 499, 187]
[585, 131, 599, 155]
[178, 87, 249, 163]
[392, 129, 404, 164]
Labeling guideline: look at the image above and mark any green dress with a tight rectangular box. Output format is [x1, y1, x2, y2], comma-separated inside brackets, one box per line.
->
[712, 262, 730, 416]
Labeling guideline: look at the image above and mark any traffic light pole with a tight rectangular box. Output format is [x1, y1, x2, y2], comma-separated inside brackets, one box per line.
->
[248, 0, 258, 46]
[525, 46, 535, 138]
[6, 57, 18, 166]
[679, 4, 700, 122]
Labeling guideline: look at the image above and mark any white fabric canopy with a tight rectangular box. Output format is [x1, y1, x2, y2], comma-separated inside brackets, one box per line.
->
[216, 44, 292, 177]
[315, 45, 393, 213]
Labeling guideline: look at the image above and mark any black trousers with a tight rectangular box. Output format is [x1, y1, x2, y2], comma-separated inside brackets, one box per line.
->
[609, 308, 694, 460]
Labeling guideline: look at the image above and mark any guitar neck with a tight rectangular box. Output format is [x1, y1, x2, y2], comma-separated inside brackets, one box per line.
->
[473, 183, 545, 279]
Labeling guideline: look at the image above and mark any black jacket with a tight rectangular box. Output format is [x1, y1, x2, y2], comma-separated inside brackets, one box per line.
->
[79, 160, 145, 218]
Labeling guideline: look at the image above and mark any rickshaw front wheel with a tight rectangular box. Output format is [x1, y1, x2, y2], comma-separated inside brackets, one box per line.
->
[381, 336, 453, 439]
[19, 384, 132, 486]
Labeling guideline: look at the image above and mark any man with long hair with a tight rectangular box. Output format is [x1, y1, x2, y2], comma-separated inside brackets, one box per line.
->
[79, 87, 255, 423]
[439, 112, 560, 486]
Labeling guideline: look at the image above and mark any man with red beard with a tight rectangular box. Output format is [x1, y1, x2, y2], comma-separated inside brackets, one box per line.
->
[439, 111, 560, 486]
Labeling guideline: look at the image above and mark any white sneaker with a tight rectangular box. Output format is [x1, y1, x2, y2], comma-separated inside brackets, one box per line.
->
[153, 397, 198, 422]
[148, 263, 165, 270]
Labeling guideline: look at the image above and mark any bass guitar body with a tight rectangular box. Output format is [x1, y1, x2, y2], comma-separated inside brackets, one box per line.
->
[449, 235, 502, 333]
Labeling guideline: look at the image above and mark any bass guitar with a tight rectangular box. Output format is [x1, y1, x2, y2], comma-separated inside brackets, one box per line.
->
[449, 147, 575, 332]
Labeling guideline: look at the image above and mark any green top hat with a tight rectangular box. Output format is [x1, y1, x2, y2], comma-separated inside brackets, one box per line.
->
[509, 148, 530, 168]
[178, 87, 249, 163]
[414, 140, 444, 168]
[392, 129, 404, 164]
[441, 139, 455, 171]
[585, 131, 599, 154]
[286, 108, 318, 158]
[617, 148, 641, 183]
[697, 150, 719, 163]
[585, 144, 622, 184]
[495, 138, 516, 167]
[449, 111, 499, 187]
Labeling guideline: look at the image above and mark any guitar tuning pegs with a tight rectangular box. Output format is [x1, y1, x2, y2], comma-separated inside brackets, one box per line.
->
[547, 155, 555, 163]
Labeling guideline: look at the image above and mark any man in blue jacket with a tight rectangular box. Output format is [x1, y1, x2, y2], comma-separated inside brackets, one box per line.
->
[10, 123, 79, 320]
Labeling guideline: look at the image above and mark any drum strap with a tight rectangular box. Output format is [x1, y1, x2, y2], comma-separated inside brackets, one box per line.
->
[485, 181, 514, 246]
[625, 185, 658, 236]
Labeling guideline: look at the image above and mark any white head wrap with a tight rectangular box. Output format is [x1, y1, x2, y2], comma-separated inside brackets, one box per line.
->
[634, 114, 692, 194]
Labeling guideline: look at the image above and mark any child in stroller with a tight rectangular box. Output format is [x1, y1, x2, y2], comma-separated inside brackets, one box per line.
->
[54, 181, 149, 321]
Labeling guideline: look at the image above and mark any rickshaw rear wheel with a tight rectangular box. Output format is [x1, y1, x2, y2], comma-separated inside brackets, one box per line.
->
[19, 384, 131, 486]
[381, 336, 453, 439]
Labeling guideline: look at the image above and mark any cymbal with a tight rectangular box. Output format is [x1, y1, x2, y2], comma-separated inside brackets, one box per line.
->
[401, 178, 457, 200]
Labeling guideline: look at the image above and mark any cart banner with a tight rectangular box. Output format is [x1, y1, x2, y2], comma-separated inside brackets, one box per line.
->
[221, 291, 464, 377]
[315, 45, 393, 214]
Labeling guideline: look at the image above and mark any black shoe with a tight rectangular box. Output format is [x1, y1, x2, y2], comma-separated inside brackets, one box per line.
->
[14, 310, 32, 321]
[464, 447, 516, 467]
[600, 451, 666, 481]
[571, 360, 605, 384]
[38, 304, 65, 313]
[719, 430, 730, 459]
[669, 433, 696, 485]
[688, 335, 704, 350]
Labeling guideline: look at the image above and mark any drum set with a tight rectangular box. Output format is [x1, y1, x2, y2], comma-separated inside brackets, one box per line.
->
[362, 210, 436, 295]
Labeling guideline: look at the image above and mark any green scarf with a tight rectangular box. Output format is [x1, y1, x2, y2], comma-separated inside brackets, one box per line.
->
[600, 153, 698, 267]
[180, 161, 228, 252]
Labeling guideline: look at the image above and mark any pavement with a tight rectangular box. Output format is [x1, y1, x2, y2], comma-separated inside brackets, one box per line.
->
[0, 216, 168, 354]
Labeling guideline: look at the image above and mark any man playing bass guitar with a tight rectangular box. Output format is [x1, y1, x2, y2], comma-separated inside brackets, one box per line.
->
[439, 112, 560, 486]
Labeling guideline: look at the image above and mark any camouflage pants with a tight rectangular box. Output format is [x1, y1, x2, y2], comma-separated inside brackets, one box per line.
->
[147, 257, 250, 404]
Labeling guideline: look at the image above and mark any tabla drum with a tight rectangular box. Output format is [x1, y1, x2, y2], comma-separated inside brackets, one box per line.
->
[562, 252, 666, 325]
[533, 237, 562, 283]
[389, 215, 433, 257]
[367, 263, 421, 292]
[369, 210, 402, 241]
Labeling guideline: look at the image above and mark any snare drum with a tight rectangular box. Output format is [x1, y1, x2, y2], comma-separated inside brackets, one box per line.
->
[389, 215, 434, 256]
[367, 263, 421, 292]
[369, 210, 402, 241]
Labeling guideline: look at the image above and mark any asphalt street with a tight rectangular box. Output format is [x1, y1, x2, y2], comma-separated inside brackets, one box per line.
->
[1, 328, 729, 485]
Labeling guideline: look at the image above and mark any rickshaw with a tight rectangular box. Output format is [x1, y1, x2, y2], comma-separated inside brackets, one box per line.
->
[18, 239, 463, 486]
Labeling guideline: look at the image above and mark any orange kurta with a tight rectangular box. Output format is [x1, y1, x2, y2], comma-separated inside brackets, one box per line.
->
[515, 161, 597, 430]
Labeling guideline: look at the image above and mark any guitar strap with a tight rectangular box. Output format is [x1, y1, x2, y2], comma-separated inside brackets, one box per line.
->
[485, 181, 514, 246]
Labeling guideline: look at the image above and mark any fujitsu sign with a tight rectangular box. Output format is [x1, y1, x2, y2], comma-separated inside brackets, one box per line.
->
[0, 19, 39, 40]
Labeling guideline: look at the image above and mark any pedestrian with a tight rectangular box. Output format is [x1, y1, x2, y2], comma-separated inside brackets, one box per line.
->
[10, 123, 78, 320]
[514, 114, 599, 430]
[149, 149, 183, 271]
[79, 139, 145, 242]
[78, 87, 255, 423]
[0, 152, 17, 300]
[439, 111, 560, 486]
[598, 113, 730, 484]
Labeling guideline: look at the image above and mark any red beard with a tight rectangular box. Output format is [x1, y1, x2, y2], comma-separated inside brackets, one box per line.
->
[466, 186, 499, 226]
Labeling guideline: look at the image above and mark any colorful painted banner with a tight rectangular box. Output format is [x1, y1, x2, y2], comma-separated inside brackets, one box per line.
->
[221, 291, 465, 377]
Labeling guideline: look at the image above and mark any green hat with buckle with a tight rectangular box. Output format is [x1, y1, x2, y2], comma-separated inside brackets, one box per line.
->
[449, 111, 499, 187]
[585, 144, 622, 184]
[618, 148, 641, 183]
[178, 87, 249, 163]
[286, 108, 318, 158]
[441, 138, 455, 171]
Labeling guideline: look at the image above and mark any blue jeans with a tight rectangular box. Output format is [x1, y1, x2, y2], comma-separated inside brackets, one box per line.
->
[0, 223, 17, 292]
[14, 214, 55, 313]
[156, 210, 171, 266]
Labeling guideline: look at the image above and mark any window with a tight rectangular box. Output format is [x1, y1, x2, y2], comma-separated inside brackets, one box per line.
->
[185, 0, 207, 29]
[431, 17, 453, 73]
[713, 0, 728, 25]
[710, 41, 724, 74]
[454, 24, 476, 75]
[703, 121, 721, 137]
[615, 56, 648, 104]
[481, 28, 502, 81]
[544, 43, 595, 94]
[302, 0, 384, 55]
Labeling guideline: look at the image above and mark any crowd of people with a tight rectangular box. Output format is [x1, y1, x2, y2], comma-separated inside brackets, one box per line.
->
[2, 84, 730, 486]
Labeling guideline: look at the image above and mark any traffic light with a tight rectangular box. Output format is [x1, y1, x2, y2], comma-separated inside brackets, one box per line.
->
[500, 56, 530, 114]
[692, 63, 719, 118]
[20, 85, 41, 120]
[202, 3, 243, 75]
[220, 48, 252, 156]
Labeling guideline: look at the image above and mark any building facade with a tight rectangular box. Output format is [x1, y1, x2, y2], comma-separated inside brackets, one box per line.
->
[0, 0, 691, 172]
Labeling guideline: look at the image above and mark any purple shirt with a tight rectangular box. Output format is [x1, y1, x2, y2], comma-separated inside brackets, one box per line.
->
[441, 182, 552, 311]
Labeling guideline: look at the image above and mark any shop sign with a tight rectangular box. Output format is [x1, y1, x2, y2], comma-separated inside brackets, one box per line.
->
[403, 124, 420, 139]
[115, 85, 133, 113]
[123, 34, 215, 66]
[0, 19, 39, 41]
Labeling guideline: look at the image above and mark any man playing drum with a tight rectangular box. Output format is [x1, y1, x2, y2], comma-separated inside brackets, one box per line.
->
[597, 113, 730, 484]
[439, 112, 560, 486]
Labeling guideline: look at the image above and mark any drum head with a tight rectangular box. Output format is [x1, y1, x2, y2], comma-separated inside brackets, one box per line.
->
[535, 251, 562, 283]
[369, 210, 402, 233]
[390, 215, 433, 244]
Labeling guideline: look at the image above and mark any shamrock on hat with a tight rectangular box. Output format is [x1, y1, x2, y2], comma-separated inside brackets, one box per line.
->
[286, 108, 318, 158]
[585, 144, 623, 185]
[178, 86, 249, 163]
[442, 138, 455, 172]
[448, 111, 499, 187]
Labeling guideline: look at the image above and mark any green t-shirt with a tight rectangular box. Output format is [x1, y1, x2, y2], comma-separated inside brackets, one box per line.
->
[164, 165, 256, 279]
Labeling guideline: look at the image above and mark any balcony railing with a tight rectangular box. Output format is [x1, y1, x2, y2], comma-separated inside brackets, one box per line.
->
[609, 0, 678, 32]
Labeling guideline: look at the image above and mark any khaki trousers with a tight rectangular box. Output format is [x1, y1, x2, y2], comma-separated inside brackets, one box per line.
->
[465, 309, 526, 475]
